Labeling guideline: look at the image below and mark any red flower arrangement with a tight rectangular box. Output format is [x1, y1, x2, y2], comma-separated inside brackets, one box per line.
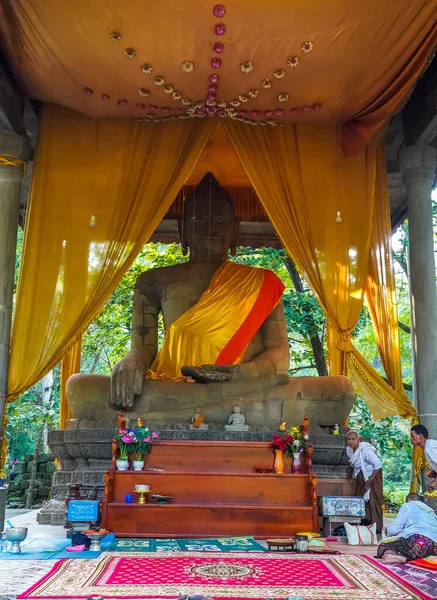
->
[269, 434, 293, 452]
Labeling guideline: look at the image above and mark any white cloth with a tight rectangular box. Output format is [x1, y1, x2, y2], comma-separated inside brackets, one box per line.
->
[346, 442, 382, 477]
[387, 501, 437, 542]
[346, 442, 382, 502]
[425, 439, 437, 472]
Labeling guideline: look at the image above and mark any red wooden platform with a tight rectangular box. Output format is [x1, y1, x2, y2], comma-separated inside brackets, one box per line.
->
[101, 425, 319, 538]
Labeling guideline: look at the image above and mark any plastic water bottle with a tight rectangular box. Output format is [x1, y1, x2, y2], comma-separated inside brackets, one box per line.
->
[0, 532, 8, 553]
[333, 424, 340, 435]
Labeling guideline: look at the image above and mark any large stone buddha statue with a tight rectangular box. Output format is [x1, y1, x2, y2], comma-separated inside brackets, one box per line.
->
[67, 173, 354, 428]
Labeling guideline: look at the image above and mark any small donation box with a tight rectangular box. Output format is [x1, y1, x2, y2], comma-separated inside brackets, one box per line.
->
[319, 496, 366, 537]
[67, 500, 100, 523]
[320, 496, 365, 517]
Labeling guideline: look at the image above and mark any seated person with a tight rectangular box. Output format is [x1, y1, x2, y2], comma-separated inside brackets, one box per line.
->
[376, 493, 437, 563]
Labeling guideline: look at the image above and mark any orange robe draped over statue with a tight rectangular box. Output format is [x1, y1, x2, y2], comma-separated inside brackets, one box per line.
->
[146, 261, 285, 380]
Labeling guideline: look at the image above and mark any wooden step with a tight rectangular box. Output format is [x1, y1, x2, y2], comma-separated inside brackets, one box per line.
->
[105, 503, 315, 538]
[140, 440, 298, 473]
[112, 471, 311, 505]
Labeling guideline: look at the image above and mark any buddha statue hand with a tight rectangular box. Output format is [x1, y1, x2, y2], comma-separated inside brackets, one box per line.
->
[181, 366, 232, 383]
[110, 350, 148, 409]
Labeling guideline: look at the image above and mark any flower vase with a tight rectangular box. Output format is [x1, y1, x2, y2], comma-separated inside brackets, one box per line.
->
[116, 459, 129, 471]
[133, 460, 144, 471]
[273, 449, 284, 474]
[292, 452, 302, 473]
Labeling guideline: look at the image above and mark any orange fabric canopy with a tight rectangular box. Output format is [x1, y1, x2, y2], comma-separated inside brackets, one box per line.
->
[0, 0, 436, 154]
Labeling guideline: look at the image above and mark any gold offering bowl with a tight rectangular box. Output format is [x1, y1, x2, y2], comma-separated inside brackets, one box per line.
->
[134, 484, 150, 504]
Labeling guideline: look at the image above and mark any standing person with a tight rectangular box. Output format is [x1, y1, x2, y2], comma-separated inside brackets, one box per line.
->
[346, 430, 383, 533]
[410, 424, 437, 490]
[377, 493, 437, 563]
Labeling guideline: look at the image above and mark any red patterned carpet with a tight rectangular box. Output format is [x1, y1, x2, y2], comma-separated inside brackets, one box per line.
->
[18, 551, 423, 599]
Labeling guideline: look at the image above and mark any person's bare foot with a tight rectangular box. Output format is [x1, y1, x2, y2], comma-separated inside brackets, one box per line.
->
[383, 554, 407, 564]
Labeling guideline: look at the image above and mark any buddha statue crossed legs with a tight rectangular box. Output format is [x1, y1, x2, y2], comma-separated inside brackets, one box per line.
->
[67, 173, 354, 428]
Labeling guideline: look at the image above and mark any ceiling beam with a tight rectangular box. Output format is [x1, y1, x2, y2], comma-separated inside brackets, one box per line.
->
[403, 56, 437, 147]
[0, 54, 24, 134]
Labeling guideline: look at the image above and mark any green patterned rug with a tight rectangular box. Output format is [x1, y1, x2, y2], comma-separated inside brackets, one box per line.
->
[107, 536, 266, 553]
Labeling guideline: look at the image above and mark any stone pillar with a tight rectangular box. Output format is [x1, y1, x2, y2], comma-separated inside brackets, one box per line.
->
[399, 143, 437, 437]
[0, 131, 28, 445]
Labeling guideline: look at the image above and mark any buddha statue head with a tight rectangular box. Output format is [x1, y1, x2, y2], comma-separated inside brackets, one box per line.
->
[180, 172, 239, 261]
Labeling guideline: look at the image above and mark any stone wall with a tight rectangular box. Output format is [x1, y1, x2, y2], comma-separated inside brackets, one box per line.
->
[6, 453, 55, 508]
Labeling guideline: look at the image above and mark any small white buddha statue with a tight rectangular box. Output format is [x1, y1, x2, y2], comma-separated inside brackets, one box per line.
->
[189, 406, 209, 430]
[224, 403, 249, 431]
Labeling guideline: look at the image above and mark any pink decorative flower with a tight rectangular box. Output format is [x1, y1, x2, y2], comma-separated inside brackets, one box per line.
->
[214, 5, 225, 17]
[264, 110, 273, 117]
[312, 103, 322, 111]
[120, 430, 128, 435]
[161, 107, 170, 113]
[209, 73, 219, 84]
[290, 107, 300, 114]
[213, 42, 224, 53]
[287, 56, 299, 68]
[274, 109, 284, 116]
[302, 105, 311, 112]
[250, 110, 259, 117]
[83, 87, 93, 96]
[152, 432, 159, 438]
[149, 105, 158, 112]
[207, 93, 216, 101]
[101, 94, 111, 101]
[211, 57, 222, 68]
[208, 84, 218, 93]
[215, 23, 226, 35]
[122, 435, 133, 443]
[302, 41, 313, 53]
[145, 437, 151, 442]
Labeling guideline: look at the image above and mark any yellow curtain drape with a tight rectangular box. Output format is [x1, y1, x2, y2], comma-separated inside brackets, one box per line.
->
[223, 120, 416, 425]
[7, 103, 215, 402]
[59, 337, 82, 429]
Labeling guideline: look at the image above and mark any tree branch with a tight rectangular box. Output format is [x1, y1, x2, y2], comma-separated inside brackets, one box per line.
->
[398, 321, 411, 334]
[382, 375, 413, 392]
[289, 364, 317, 374]
[284, 256, 329, 376]
[103, 346, 112, 371]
